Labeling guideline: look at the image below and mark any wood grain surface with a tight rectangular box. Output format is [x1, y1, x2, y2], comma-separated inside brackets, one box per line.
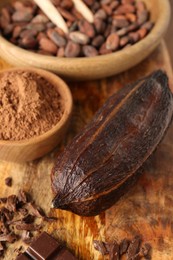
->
[0, 42, 173, 260]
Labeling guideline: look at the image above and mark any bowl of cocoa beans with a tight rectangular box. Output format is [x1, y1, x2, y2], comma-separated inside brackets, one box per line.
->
[0, 0, 170, 80]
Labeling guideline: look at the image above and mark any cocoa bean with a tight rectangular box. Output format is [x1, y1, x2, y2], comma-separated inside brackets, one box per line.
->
[12, 25, 22, 38]
[110, 1, 119, 11]
[60, 0, 74, 10]
[92, 35, 105, 48]
[136, 1, 146, 12]
[99, 43, 112, 55]
[47, 29, 67, 47]
[20, 29, 38, 38]
[55, 27, 66, 37]
[69, 31, 89, 45]
[65, 41, 81, 57]
[115, 4, 136, 14]
[12, 11, 33, 23]
[57, 47, 65, 57]
[128, 32, 139, 43]
[39, 38, 58, 54]
[78, 20, 95, 38]
[94, 18, 106, 34]
[117, 27, 129, 36]
[138, 27, 147, 39]
[101, 4, 112, 15]
[112, 18, 129, 28]
[137, 10, 148, 26]
[1, 8, 11, 24]
[26, 23, 46, 32]
[106, 33, 119, 51]
[37, 32, 47, 41]
[141, 21, 154, 31]
[58, 7, 75, 22]
[94, 9, 107, 20]
[126, 13, 137, 22]
[31, 14, 49, 24]
[120, 36, 129, 47]
[19, 35, 37, 49]
[82, 45, 98, 57]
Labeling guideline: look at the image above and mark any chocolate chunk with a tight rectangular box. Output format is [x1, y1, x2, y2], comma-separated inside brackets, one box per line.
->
[26, 232, 62, 259]
[22, 232, 77, 260]
[5, 177, 12, 187]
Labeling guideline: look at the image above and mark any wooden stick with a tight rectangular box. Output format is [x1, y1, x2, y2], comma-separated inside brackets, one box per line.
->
[72, 0, 94, 23]
[33, 0, 69, 34]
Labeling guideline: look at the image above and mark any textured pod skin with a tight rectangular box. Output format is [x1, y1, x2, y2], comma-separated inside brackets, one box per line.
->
[51, 70, 173, 216]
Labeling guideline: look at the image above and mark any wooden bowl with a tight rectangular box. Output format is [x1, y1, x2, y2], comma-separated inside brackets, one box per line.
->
[0, 0, 170, 80]
[0, 67, 73, 163]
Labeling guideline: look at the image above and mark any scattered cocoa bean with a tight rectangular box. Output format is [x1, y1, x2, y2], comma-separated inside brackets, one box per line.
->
[19, 35, 37, 49]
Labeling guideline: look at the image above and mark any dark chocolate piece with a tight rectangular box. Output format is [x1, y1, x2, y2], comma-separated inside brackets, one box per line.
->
[15, 232, 77, 260]
[26, 232, 62, 259]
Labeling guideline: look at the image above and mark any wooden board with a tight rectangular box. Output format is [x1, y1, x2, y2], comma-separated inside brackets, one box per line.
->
[0, 42, 173, 260]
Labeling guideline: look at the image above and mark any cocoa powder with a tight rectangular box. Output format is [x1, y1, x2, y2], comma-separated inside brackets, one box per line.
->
[0, 71, 64, 141]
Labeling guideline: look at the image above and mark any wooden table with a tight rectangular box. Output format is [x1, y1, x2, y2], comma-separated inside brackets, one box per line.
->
[0, 42, 173, 260]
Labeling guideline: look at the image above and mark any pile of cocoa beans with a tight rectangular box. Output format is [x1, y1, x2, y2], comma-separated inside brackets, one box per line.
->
[0, 0, 154, 57]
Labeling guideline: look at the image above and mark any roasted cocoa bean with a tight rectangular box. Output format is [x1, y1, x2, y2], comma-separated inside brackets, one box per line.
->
[39, 38, 58, 54]
[47, 29, 67, 47]
[78, 20, 95, 38]
[57, 47, 65, 57]
[120, 36, 129, 47]
[69, 31, 89, 45]
[138, 27, 147, 39]
[31, 14, 49, 24]
[106, 33, 119, 50]
[94, 18, 106, 34]
[94, 9, 107, 20]
[65, 41, 81, 57]
[12, 11, 33, 22]
[51, 70, 173, 216]
[92, 35, 105, 47]
[19, 35, 37, 49]
[82, 45, 98, 57]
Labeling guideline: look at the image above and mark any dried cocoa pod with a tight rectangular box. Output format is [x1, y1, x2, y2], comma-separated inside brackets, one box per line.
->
[51, 70, 173, 216]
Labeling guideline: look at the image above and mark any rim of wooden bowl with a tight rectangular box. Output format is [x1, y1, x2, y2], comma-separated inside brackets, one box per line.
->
[0, 67, 73, 146]
[0, 0, 170, 80]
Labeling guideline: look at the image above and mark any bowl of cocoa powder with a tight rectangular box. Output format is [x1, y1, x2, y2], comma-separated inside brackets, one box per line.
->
[0, 67, 73, 162]
[0, 0, 170, 80]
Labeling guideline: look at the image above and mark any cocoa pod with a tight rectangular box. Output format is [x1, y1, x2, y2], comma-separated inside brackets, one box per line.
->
[51, 70, 173, 216]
